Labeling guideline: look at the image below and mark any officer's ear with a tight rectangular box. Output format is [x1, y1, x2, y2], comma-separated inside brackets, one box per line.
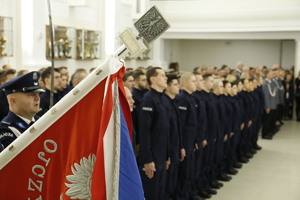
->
[7, 94, 17, 106]
[150, 76, 156, 84]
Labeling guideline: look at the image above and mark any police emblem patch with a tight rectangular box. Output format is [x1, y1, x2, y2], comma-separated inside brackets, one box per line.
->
[16, 122, 27, 129]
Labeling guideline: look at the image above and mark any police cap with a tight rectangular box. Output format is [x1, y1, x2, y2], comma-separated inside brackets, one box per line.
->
[0, 71, 45, 95]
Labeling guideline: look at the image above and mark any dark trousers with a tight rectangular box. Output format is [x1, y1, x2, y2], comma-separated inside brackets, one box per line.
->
[201, 143, 211, 189]
[214, 138, 224, 176]
[283, 103, 293, 119]
[276, 104, 284, 122]
[224, 136, 233, 170]
[230, 130, 241, 166]
[252, 116, 262, 146]
[192, 147, 204, 196]
[140, 163, 166, 200]
[262, 109, 276, 137]
[175, 152, 195, 200]
[164, 156, 179, 200]
[237, 126, 249, 157]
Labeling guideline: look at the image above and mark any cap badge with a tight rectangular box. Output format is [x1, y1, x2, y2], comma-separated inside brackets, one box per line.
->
[33, 72, 38, 80]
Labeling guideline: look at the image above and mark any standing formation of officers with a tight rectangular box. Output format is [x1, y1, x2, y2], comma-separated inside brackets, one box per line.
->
[0, 62, 286, 200]
[127, 64, 285, 200]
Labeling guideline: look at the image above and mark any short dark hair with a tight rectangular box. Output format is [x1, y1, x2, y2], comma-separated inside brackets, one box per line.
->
[221, 65, 229, 70]
[222, 80, 229, 86]
[0, 71, 6, 84]
[166, 74, 178, 86]
[146, 67, 162, 85]
[0, 69, 16, 84]
[232, 79, 241, 85]
[231, 80, 238, 86]
[240, 78, 248, 84]
[132, 70, 145, 81]
[248, 78, 254, 82]
[4, 69, 16, 76]
[41, 67, 60, 82]
[202, 73, 212, 81]
[193, 66, 201, 73]
[122, 72, 133, 82]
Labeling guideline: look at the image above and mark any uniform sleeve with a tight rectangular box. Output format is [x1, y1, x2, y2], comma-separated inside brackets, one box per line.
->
[0, 127, 15, 150]
[175, 98, 188, 136]
[138, 97, 155, 165]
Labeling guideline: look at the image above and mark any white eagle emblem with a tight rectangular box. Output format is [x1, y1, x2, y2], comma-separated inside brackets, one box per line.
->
[65, 154, 96, 200]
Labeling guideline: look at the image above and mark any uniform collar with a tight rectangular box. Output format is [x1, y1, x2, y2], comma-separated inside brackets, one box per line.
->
[265, 78, 272, 83]
[150, 87, 163, 95]
[15, 114, 35, 125]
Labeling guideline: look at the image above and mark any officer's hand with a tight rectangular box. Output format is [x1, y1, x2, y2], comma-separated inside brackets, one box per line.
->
[144, 162, 156, 179]
[265, 108, 270, 114]
[194, 143, 199, 151]
[180, 148, 186, 161]
[166, 158, 171, 170]
[230, 132, 234, 137]
[224, 134, 228, 142]
[240, 123, 244, 130]
[202, 140, 208, 148]
[248, 120, 252, 127]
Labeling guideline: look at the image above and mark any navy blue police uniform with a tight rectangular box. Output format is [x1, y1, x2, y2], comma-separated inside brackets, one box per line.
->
[228, 95, 243, 168]
[219, 94, 234, 176]
[131, 88, 148, 155]
[237, 90, 253, 161]
[174, 90, 198, 200]
[192, 90, 208, 196]
[211, 93, 226, 179]
[37, 89, 63, 117]
[138, 87, 169, 200]
[250, 88, 261, 149]
[162, 93, 182, 200]
[0, 71, 44, 152]
[200, 90, 219, 189]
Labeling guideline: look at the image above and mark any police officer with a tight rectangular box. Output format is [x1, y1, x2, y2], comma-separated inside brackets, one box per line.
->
[0, 71, 44, 152]
[38, 67, 62, 116]
[199, 73, 219, 198]
[138, 67, 170, 200]
[131, 70, 148, 157]
[192, 73, 214, 198]
[163, 74, 184, 200]
[174, 72, 200, 200]
[262, 69, 277, 139]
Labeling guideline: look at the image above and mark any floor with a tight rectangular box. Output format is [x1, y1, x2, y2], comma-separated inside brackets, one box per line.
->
[210, 120, 300, 200]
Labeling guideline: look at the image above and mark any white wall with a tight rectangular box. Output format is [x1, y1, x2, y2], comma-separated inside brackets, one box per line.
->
[151, 0, 300, 32]
[164, 39, 295, 72]
[281, 40, 295, 70]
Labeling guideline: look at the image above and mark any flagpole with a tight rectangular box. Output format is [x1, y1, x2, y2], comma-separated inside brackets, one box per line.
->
[47, 0, 55, 108]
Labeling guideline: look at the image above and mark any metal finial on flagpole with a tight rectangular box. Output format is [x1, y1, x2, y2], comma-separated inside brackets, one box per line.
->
[114, 5, 170, 60]
[47, 0, 55, 108]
